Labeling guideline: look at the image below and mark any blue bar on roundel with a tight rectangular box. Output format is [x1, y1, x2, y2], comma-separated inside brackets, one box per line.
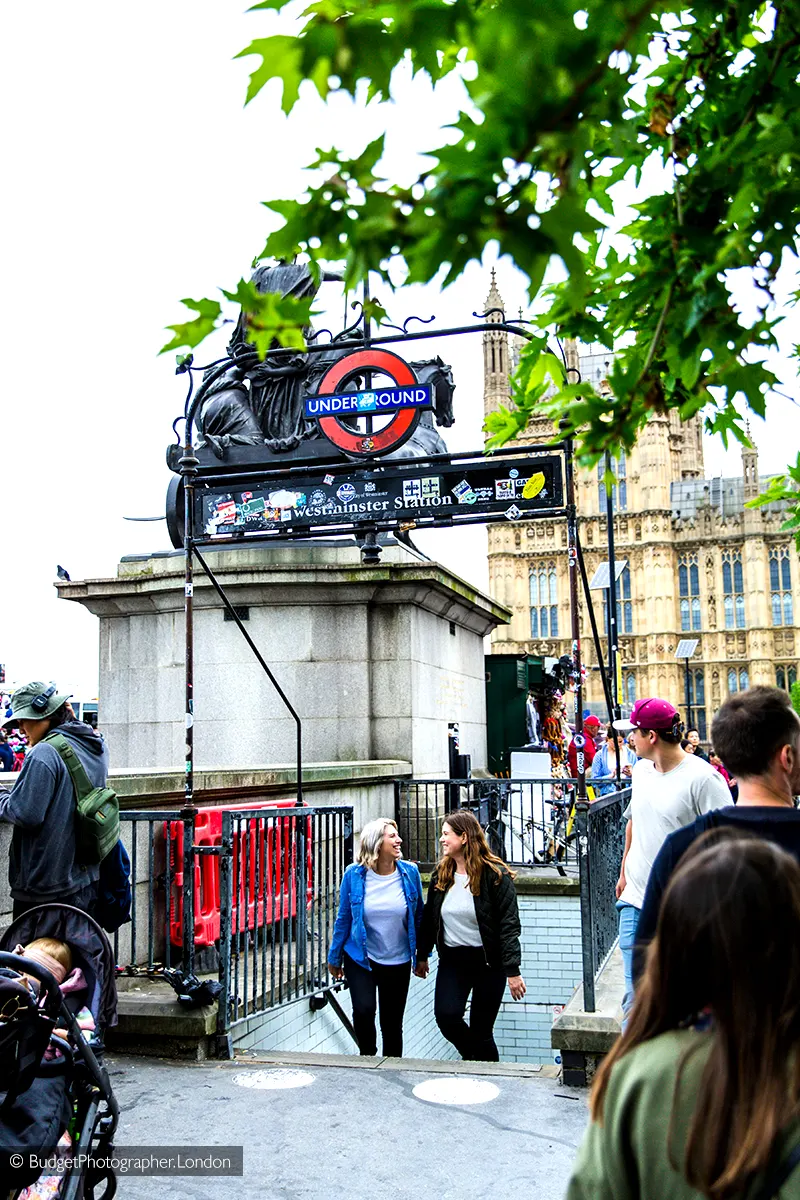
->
[304, 383, 432, 419]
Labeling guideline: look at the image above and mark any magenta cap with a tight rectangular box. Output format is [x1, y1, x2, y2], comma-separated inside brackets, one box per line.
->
[613, 697, 681, 733]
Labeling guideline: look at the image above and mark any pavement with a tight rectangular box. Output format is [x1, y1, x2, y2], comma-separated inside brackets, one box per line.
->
[106, 1052, 589, 1199]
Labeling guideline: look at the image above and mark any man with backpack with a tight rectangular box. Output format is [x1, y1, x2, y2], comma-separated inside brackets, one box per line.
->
[0, 681, 111, 919]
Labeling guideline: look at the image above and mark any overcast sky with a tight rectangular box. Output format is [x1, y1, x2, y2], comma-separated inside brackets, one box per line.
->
[2, 2, 796, 701]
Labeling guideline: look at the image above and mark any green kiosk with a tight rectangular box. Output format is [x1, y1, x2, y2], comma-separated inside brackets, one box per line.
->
[484, 654, 545, 776]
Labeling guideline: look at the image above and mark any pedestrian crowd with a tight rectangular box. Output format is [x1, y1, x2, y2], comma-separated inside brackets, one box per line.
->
[567, 684, 800, 1199]
[4, 672, 799, 1198]
[0, 722, 28, 773]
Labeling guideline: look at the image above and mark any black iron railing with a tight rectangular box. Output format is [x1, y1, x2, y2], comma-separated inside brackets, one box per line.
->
[395, 777, 580, 871]
[116, 810, 185, 972]
[576, 786, 630, 1011]
[216, 805, 353, 1049]
[117, 806, 354, 1053]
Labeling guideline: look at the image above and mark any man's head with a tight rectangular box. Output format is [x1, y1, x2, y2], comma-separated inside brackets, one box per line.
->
[583, 714, 601, 737]
[613, 698, 683, 762]
[711, 687, 800, 792]
[687, 729, 701, 747]
[2, 681, 71, 747]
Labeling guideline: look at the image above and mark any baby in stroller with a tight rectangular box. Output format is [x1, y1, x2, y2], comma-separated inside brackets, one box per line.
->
[0, 904, 120, 1200]
[12, 938, 96, 1048]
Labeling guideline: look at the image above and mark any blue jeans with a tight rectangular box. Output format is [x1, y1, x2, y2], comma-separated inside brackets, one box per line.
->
[616, 901, 641, 1016]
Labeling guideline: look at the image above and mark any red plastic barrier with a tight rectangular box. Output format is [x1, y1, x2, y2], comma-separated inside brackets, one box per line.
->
[167, 801, 313, 948]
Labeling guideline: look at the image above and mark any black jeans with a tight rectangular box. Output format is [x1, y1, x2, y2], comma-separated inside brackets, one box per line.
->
[434, 945, 507, 1062]
[343, 953, 411, 1057]
[12, 880, 99, 922]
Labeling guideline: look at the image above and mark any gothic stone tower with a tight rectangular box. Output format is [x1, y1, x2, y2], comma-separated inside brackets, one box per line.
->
[484, 277, 800, 735]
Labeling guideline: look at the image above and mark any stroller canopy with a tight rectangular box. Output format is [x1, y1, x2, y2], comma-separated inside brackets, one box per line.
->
[0, 904, 117, 1028]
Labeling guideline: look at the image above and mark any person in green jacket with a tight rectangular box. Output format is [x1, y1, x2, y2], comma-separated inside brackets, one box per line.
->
[567, 835, 800, 1200]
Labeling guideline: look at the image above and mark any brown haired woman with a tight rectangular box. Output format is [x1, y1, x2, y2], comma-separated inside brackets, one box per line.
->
[567, 836, 800, 1200]
[416, 810, 525, 1062]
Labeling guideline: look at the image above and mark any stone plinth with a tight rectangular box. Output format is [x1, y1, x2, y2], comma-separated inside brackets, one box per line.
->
[58, 542, 510, 775]
[551, 945, 623, 1086]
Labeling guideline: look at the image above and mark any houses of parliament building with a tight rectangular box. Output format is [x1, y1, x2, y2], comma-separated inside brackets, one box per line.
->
[483, 274, 799, 739]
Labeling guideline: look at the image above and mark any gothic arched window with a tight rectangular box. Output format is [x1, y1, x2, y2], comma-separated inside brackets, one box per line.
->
[530, 567, 558, 639]
[624, 673, 636, 707]
[597, 453, 628, 514]
[679, 554, 701, 632]
[770, 547, 794, 627]
[722, 550, 745, 630]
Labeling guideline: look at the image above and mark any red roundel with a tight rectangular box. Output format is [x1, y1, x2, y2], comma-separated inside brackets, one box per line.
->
[315, 349, 421, 457]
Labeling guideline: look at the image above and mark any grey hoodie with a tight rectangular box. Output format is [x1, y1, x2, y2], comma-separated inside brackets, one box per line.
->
[0, 721, 109, 901]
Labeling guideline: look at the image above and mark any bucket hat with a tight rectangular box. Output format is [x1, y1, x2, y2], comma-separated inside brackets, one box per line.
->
[2, 681, 72, 725]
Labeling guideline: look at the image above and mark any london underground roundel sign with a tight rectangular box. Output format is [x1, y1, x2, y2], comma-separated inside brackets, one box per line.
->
[311, 349, 430, 458]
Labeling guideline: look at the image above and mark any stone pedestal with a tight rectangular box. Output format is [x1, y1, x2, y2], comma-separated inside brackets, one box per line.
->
[58, 542, 510, 776]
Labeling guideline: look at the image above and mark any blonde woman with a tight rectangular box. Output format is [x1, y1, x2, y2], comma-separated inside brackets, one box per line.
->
[328, 818, 424, 1057]
[417, 810, 525, 1062]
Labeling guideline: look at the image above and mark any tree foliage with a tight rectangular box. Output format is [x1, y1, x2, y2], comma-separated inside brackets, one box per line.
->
[166, 0, 800, 535]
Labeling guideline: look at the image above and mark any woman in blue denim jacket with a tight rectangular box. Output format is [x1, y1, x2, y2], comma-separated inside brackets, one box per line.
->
[328, 818, 424, 1057]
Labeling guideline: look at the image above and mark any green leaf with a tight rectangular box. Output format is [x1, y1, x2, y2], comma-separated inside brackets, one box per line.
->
[235, 37, 306, 110]
[160, 297, 222, 354]
[220, 280, 315, 357]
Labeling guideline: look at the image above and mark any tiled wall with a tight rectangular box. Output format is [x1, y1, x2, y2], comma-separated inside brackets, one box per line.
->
[234, 891, 581, 1065]
[494, 894, 583, 1064]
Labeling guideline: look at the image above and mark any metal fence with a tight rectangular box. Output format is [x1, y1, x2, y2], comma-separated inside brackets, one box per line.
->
[116, 805, 353, 1050]
[394, 777, 630, 1014]
[576, 786, 630, 1011]
[395, 777, 580, 870]
[116, 810, 185, 972]
[216, 805, 352, 1046]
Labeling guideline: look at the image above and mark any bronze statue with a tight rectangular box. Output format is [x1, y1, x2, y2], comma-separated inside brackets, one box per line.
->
[195, 262, 455, 463]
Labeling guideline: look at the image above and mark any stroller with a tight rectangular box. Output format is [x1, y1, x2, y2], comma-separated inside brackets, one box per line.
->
[0, 905, 120, 1199]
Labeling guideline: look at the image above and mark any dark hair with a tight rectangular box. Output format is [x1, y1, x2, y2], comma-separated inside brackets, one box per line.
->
[46, 703, 70, 731]
[681, 738, 692, 751]
[639, 724, 684, 746]
[591, 835, 800, 1198]
[687, 728, 699, 736]
[711, 686, 800, 778]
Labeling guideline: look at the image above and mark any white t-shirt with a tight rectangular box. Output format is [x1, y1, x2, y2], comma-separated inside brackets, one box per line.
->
[441, 872, 483, 948]
[363, 868, 409, 965]
[620, 755, 730, 909]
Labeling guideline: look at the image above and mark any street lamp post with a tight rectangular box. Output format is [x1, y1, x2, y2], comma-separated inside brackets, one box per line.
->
[676, 639, 700, 734]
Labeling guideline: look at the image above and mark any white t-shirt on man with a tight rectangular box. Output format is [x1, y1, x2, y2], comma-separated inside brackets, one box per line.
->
[620, 754, 730, 909]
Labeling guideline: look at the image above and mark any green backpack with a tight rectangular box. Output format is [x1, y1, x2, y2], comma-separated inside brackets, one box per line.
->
[44, 732, 120, 865]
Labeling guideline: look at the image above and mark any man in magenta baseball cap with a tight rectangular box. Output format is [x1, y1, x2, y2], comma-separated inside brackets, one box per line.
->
[610, 696, 729, 1015]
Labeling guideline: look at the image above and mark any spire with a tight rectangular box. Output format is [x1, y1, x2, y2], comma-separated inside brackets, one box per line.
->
[484, 268, 504, 322]
[742, 423, 759, 500]
[483, 270, 510, 424]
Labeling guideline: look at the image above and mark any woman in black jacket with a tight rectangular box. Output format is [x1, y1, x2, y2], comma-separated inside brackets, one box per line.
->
[416, 809, 526, 1061]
